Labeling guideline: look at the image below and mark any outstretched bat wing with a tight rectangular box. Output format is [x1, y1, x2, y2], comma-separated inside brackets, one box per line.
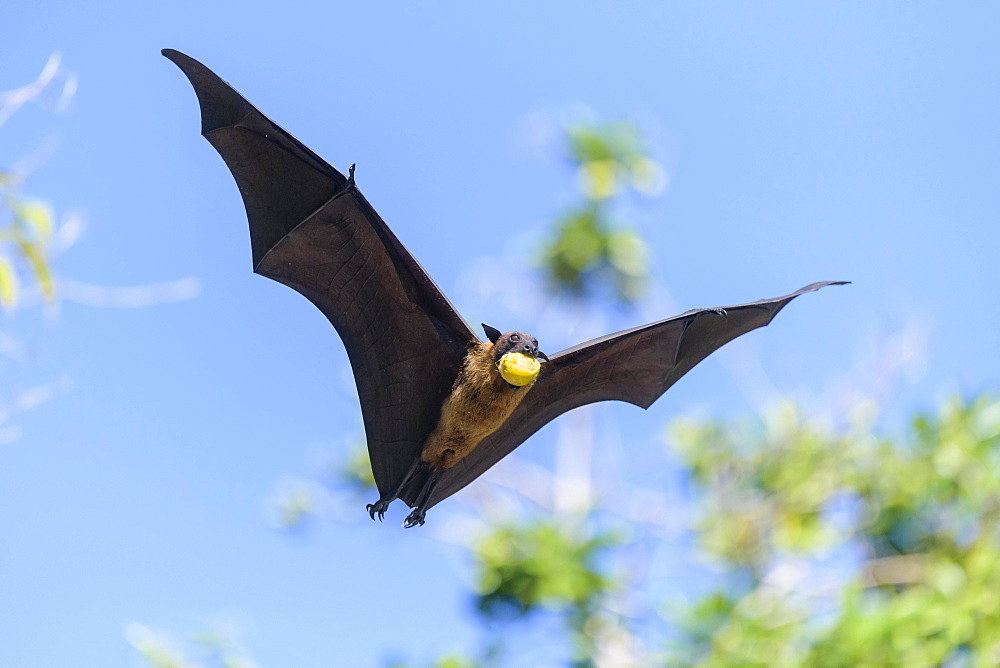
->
[163, 50, 478, 497]
[420, 281, 847, 507]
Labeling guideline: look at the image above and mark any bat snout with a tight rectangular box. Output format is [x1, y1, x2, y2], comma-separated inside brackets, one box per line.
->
[516, 341, 548, 362]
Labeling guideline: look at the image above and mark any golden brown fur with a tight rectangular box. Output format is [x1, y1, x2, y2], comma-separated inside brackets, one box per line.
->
[420, 341, 535, 470]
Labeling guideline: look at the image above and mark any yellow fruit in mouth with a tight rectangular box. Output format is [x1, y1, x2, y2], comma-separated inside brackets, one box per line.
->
[497, 352, 541, 387]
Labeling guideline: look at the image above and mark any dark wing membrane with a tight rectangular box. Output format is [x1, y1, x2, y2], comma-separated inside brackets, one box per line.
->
[163, 50, 478, 496]
[417, 280, 847, 508]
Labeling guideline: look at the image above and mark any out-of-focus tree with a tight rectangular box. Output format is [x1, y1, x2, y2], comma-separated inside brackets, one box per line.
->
[539, 119, 664, 305]
[669, 394, 1000, 666]
[473, 519, 626, 665]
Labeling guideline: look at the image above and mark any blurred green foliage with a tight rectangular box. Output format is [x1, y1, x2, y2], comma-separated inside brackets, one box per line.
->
[475, 521, 616, 617]
[343, 437, 377, 492]
[387, 654, 478, 668]
[127, 622, 258, 668]
[0, 170, 55, 308]
[1, 55, 65, 309]
[540, 120, 663, 304]
[474, 520, 623, 664]
[668, 395, 1000, 666]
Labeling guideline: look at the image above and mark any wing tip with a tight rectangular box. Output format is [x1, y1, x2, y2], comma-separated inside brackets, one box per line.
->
[162, 48, 255, 135]
[763, 279, 850, 318]
[779, 280, 850, 302]
[161, 48, 201, 74]
[801, 279, 851, 292]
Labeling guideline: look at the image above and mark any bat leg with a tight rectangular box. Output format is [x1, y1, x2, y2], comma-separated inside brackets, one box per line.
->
[366, 456, 422, 521]
[403, 470, 443, 529]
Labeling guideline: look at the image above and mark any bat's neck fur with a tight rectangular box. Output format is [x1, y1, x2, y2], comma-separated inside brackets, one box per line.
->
[420, 341, 534, 470]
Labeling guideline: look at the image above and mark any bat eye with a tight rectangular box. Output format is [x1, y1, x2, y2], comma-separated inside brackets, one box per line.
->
[510, 334, 520, 342]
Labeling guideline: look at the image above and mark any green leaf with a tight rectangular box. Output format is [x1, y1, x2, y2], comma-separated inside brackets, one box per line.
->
[14, 198, 55, 241]
[17, 238, 54, 301]
[576, 159, 619, 199]
[0, 256, 18, 307]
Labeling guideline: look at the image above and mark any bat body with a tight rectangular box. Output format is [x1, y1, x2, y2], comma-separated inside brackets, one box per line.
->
[420, 338, 540, 472]
[163, 49, 847, 527]
[385, 331, 546, 525]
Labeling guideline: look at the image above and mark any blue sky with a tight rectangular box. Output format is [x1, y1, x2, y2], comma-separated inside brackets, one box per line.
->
[1, 2, 998, 666]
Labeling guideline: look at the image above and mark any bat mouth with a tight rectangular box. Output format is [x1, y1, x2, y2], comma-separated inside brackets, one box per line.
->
[497, 352, 541, 387]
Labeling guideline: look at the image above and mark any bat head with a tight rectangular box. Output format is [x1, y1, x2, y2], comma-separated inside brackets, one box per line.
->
[482, 324, 549, 362]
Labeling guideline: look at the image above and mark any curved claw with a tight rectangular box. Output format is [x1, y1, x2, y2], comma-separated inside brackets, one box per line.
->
[332, 164, 358, 203]
[403, 509, 426, 528]
[366, 501, 389, 522]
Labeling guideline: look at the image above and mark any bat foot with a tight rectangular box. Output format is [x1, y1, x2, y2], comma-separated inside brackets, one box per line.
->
[402, 508, 427, 528]
[366, 499, 392, 522]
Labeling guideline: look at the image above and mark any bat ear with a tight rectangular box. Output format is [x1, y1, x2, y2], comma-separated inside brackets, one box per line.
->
[482, 323, 502, 343]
